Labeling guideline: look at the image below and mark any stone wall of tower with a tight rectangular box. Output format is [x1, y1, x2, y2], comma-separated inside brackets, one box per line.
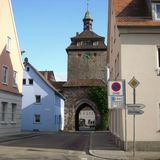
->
[67, 50, 107, 81]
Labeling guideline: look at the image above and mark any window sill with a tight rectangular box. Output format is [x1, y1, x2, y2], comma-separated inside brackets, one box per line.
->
[6, 50, 10, 53]
[2, 82, 8, 85]
[0, 122, 7, 125]
[10, 121, 16, 124]
[34, 103, 41, 105]
[13, 85, 17, 88]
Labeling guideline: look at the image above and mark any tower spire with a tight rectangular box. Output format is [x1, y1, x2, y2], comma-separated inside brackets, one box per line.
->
[83, 0, 93, 31]
[87, 0, 89, 11]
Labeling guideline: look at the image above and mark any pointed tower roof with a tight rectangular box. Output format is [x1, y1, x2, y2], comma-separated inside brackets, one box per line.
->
[66, 2, 107, 52]
[84, 10, 92, 20]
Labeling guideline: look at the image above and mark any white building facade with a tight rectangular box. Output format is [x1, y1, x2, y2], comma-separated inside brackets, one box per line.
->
[108, 0, 160, 151]
[22, 59, 65, 132]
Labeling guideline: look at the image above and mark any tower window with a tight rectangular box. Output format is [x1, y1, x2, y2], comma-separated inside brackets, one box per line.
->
[84, 41, 92, 45]
[93, 41, 98, 46]
[77, 42, 83, 46]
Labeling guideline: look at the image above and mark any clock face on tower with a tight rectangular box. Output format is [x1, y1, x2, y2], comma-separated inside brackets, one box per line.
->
[83, 52, 92, 60]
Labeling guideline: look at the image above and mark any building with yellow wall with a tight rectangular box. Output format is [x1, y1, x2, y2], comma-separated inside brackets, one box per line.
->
[0, 0, 23, 136]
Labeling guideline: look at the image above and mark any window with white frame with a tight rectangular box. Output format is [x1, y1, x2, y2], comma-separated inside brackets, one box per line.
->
[1, 102, 7, 122]
[35, 95, 41, 104]
[6, 36, 11, 52]
[34, 114, 41, 123]
[153, 3, 160, 20]
[11, 103, 16, 122]
[2, 66, 9, 84]
[13, 71, 17, 87]
[93, 41, 98, 46]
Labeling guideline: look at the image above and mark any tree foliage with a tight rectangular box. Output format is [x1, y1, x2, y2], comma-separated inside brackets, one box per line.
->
[87, 86, 108, 130]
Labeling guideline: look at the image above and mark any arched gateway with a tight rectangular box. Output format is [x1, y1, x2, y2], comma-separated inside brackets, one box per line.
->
[75, 99, 101, 131]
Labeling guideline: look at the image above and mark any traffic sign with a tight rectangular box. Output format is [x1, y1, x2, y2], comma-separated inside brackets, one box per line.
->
[108, 95, 124, 109]
[127, 104, 145, 110]
[108, 81, 124, 96]
[127, 104, 145, 115]
[128, 77, 140, 89]
[128, 109, 144, 115]
[111, 82, 121, 92]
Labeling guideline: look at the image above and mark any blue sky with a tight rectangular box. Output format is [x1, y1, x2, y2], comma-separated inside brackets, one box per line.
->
[12, 0, 108, 81]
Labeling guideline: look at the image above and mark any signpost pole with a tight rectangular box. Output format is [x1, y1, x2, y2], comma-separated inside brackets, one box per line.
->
[123, 80, 127, 151]
[133, 88, 136, 157]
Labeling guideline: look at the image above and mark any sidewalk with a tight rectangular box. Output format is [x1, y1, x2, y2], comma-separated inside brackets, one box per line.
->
[89, 131, 160, 160]
[0, 132, 39, 143]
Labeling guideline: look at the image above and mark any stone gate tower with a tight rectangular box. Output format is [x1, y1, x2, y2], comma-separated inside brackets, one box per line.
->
[63, 9, 107, 131]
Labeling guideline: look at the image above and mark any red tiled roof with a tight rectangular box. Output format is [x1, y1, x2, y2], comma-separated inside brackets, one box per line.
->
[49, 81, 66, 92]
[117, 17, 160, 27]
[66, 30, 107, 51]
[39, 71, 56, 81]
[72, 30, 103, 39]
[63, 79, 106, 87]
[114, 0, 149, 17]
[113, 0, 160, 27]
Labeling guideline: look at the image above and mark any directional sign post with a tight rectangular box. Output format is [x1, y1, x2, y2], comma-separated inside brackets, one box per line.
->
[127, 104, 145, 115]
[128, 77, 141, 158]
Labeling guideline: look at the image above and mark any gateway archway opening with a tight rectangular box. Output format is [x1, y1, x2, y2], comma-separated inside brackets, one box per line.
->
[75, 103, 96, 131]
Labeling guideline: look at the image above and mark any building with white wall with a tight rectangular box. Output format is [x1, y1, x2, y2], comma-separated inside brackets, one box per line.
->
[22, 58, 65, 132]
[108, 0, 160, 151]
[0, 0, 24, 137]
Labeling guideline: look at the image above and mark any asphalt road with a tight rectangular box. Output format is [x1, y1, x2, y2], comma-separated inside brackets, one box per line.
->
[0, 132, 101, 160]
[0, 132, 90, 151]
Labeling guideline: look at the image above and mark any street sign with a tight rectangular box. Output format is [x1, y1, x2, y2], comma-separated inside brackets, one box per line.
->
[128, 109, 144, 115]
[127, 104, 145, 115]
[112, 82, 121, 92]
[127, 104, 145, 110]
[108, 81, 124, 96]
[128, 77, 140, 89]
[108, 95, 124, 109]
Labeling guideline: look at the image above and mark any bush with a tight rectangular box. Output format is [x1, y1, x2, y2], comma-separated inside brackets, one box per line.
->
[87, 86, 108, 130]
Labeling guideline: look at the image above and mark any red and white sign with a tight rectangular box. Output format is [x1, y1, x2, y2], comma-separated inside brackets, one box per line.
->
[108, 81, 124, 96]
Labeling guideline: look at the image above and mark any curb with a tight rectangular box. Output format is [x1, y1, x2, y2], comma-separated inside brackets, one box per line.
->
[89, 132, 111, 160]
[89, 132, 129, 160]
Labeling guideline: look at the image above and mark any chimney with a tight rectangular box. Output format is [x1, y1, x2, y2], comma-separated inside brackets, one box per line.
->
[44, 71, 49, 80]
